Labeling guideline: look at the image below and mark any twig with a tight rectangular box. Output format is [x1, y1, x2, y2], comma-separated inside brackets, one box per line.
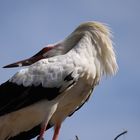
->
[114, 130, 128, 140]
[75, 135, 79, 140]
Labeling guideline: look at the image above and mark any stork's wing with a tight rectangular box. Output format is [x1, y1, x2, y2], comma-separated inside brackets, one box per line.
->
[0, 73, 76, 117]
[0, 57, 80, 117]
[0, 81, 60, 116]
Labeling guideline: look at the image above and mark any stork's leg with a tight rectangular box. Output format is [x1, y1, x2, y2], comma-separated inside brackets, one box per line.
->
[37, 123, 47, 140]
[36, 103, 58, 140]
[52, 123, 61, 140]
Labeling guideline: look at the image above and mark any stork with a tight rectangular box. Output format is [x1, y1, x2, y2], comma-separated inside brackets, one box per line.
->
[0, 21, 118, 140]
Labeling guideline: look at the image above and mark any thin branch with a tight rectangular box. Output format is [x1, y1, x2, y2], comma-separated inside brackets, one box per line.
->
[114, 130, 128, 140]
[75, 135, 79, 140]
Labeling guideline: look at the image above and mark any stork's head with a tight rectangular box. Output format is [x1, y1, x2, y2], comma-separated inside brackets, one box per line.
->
[3, 21, 118, 76]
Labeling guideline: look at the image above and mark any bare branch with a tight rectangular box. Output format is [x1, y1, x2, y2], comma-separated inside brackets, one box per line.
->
[75, 135, 79, 140]
[114, 130, 128, 140]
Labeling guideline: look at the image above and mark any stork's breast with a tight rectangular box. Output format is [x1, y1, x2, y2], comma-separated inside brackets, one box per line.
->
[50, 72, 96, 124]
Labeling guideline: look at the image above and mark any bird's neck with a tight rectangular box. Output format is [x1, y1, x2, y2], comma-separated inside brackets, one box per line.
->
[71, 34, 96, 59]
[67, 31, 118, 77]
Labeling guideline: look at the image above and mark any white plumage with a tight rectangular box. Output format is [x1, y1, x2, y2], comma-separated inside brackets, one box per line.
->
[0, 21, 118, 140]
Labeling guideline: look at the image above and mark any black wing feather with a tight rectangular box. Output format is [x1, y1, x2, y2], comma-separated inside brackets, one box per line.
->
[0, 81, 61, 116]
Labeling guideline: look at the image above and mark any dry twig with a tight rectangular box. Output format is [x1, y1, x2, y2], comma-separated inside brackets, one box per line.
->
[75, 135, 79, 140]
[114, 130, 128, 140]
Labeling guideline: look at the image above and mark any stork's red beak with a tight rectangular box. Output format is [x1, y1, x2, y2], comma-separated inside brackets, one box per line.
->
[3, 46, 54, 68]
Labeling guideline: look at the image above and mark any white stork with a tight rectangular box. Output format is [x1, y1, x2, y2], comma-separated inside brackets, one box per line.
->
[0, 21, 118, 140]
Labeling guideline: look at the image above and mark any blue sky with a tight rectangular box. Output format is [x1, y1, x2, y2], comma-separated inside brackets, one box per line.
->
[0, 0, 140, 140]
